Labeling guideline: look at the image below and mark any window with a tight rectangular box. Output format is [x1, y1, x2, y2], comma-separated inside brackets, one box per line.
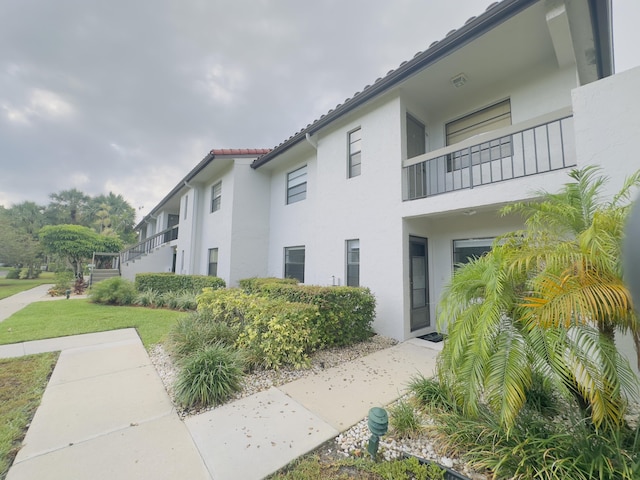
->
[346, 239, 360, 287]
[446, 100, 512, 171]
[208, 248, 218, 277]
[406, 115, 426, 159]
[183, 195, 188, 220]
[348, 128, 362, 178]
[286, 165, 307, 204]
[453, 238, 494, 268]
[211, 181, 222, 212]
[284, 246, 305, 283]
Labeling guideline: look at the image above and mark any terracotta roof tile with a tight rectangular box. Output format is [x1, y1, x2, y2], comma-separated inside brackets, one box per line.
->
[210, 148, 271, 156]
[252, 0, 536, 167]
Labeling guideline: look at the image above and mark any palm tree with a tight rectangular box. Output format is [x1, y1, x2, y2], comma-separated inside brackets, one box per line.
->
[46, 188, 90, 225]
[437, 166, 640, 431]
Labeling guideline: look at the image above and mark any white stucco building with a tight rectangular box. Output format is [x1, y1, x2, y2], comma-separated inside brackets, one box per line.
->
[122, 0, 640, 344]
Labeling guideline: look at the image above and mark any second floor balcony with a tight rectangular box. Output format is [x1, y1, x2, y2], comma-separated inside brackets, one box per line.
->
[121, 225, 179, 263]
[402, 108, 576, 201]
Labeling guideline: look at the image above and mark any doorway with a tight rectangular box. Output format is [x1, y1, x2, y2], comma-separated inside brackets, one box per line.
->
[409, 236, 430, 331]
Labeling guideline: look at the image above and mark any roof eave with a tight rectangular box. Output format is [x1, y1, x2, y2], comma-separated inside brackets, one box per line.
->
[251, 0, 539, 169]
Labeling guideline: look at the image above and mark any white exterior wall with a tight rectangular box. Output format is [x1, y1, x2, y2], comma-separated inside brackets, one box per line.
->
[228, 159, 270, 286]
[176, 187, 199, 274]
[120, 244, 174, 281]
[572, 66, 640, 376]
[572, 66, 640, 195]
[266, 150, 317, 280]
[422, 63, 577, 153]
[265, 95, 408, 339]
[197, 165, 234, 282]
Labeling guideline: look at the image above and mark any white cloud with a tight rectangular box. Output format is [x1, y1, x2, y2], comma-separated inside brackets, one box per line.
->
[1, 88, 74, 125]
[29, 89, 74, 118]
[199, 62, 247, 105]
[70, 173, 90, 186]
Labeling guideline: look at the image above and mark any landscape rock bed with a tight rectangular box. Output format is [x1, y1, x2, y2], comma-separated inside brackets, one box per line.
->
[150, 336, 488, 479]
[149, 334, 398, 417]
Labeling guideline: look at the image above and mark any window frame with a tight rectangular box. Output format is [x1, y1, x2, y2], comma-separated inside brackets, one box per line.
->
[284, 246, 305, 283]
[208, 248, 218, 277]
[347, 127, 362, 178]
[445, 99, 512, 172]
[210, 181, 222, 213]
[452, 237, 495, 269]
[286, 165, 307, 204]
[345, 239, 360, 287]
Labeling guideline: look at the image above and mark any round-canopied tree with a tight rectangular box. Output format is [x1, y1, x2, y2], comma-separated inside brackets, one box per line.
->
[39, 224, 123, 277]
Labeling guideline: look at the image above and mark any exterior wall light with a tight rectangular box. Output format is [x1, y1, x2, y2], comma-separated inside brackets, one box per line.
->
[367, 407, 389, 459]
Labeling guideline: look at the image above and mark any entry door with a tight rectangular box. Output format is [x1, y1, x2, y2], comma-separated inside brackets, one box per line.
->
[409, 236, 430, 331]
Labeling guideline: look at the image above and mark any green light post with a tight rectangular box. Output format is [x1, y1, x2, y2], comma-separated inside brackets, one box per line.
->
[367, 407, 388, 459]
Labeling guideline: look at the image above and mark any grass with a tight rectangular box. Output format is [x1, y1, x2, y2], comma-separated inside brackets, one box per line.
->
[0, 299, 183, 348]
[0, 273, 55, 300]
[269, 455, 445, 479]
[0, 352, 59, 479]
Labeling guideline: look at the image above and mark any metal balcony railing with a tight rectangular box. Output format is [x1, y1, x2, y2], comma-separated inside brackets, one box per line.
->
[402, 109, 576, 200]
[120, 225, 179, 263]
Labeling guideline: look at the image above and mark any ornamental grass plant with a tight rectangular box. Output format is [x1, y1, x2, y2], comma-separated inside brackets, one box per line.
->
[174, 343, 245, 408]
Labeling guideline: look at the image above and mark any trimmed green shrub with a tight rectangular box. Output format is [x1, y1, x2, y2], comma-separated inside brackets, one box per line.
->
[175, 343, 245, 408]
[196, 288, 321, 369]
[238, 281, 376, 347]
[5, 268, 20, 279]
[237, 298, 320, 370]
[239, 277, 298, 293]
[135, 273, 225, 295]
[19, 267, 40, 279]
[196, 288, 256, 326]
[168, 311, 240, 359]
[88, 277, 137, 305]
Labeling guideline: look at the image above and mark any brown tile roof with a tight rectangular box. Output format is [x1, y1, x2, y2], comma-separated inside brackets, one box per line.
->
[251, 0, 530, 168]
[211, 148, 271, 156]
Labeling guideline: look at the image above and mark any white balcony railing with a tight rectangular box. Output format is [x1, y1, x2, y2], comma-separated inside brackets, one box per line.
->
[402, 108, 576, 200]
[120, 225, 178, 263]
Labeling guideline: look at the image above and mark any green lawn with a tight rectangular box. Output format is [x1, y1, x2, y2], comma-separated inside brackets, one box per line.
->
[0, 300, 183, 348]
[0, 352, 59, 480]
[0, 273, 55, 300]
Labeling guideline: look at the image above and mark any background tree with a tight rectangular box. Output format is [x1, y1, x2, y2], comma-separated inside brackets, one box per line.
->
[5, 201, 46, 237]
[437, 167, 640, 432]
[39, 225, 123, 277]
[0, 210, 42, 275]
[45, 188, 90, 225]
[86, 193, 136, 243]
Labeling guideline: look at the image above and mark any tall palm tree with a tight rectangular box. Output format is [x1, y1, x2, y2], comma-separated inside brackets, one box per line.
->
[47, 188, 90, 225]
[437, 166, 640, 431]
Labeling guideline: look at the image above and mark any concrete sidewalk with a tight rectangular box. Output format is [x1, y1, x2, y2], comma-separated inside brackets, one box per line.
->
[1, 286, 441, 479]
[0, 284, 87, 323]
[185, 339, 439, 479]
[0, 284, 53, 322]
[3, 329, 211, 480]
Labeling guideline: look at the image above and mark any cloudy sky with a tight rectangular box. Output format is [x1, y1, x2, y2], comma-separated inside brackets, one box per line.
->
[1, 0, 639, 220]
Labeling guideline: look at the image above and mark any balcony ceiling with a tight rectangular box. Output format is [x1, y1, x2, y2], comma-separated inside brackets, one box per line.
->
[399, 2, 578, 113]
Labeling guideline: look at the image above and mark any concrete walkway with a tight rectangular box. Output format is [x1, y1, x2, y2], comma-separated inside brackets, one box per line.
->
[0, 287, 441, 480]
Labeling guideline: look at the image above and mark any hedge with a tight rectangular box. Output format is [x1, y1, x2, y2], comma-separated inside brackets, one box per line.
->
[238, 280, 376, 347]
[197, 288, 320, 369]
[239, 277, 298, 294]
[135, 273, 225, 294]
